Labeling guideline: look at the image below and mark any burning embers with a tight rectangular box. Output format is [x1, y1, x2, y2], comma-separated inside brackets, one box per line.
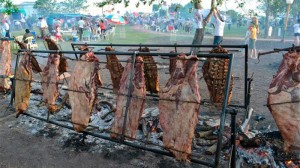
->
[237, 131, 300, 168]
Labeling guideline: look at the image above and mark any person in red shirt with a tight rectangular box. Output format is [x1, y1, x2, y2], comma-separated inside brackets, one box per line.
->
[99, 20, 106, 39]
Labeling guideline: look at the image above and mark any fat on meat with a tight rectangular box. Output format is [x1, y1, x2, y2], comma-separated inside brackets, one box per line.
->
[111, 56, 146, 139]
[15, 52, 32, 117]
[68, 52, 102, 132]
[105, 47, 124, 93]
[159, 54, 201, 161]
[139, 47, 159, 93]
[42, 54, 61, 112]
[0, 40, 11, 91]
[268, 51, 300, 151]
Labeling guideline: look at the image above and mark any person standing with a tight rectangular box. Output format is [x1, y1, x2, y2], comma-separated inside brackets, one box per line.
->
[248, 16, 259, 59]
[212, 9, 226, 45]
[37, 17, 48, 40]
[78, 17, 85, 41]
[99, 20, 106, 39]
[293, 19, 300, 46]
[3, 20, 10, 38]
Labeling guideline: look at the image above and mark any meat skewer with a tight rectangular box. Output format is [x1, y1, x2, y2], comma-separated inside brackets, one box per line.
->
[0, 40, 11, 92]
[111, 56, 146, 139]
[202, 46, 234, 107]
[105, 46, 124, 93]
[139, 47, 159, 93]
[159, 54, 200, 161]
[267, 51, 300, 151]
[68, 52, 102, 132]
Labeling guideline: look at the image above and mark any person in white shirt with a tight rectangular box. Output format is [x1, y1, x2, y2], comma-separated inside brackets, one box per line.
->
[37, 17, 48, 40]
[213, 9, 225, 45]
[3, 20, 10, 38]
[293, 19, 300, 46]
[193, 5, 203, 29]
[77, 17, 85, 41]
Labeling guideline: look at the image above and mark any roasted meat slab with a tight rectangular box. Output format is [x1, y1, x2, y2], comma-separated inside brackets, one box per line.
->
[111, 56, 146, 139]
[68, 52, 102, 132]
[15, 52, 33, 117]
[268, 51, 300, 151]
[45, 37, 67, 75]
[105, 47, 124, 92]
[42, 54, 60, 112]
[140, 47, 159, 93]
[202, 46, 234, 107]
[159, 54, 201, 161]
[0, 40, 11, 91]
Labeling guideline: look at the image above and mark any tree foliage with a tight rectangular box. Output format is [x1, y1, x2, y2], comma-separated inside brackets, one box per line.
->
[0, 0, 18, 15]
[33, 0, 58, 17]
[59, 0, 89, 13]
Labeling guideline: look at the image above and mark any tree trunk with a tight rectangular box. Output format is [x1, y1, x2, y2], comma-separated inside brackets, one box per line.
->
[191, 1, 215, 53]
[264, 3, 270, 38]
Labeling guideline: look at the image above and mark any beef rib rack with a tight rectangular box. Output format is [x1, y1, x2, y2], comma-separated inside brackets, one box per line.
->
[139, 47, 159, 93]
[268, 51, 300, 151]
[159, 54, 200, 161]
[68, 52, 102, 132]
[105, 47, 124, 93]
[0, 40, 11, 91]
[111, 56, 146, 139]
[202, 46, 234, 107]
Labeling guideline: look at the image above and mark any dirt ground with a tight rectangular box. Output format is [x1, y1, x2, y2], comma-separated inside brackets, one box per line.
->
[0, 28, 294, 168]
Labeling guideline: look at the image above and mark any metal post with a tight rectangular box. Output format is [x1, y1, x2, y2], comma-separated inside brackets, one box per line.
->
[10, 52, 21, 106]
[244, 45, 249, 109]
[215, 54, 234, 168]
[229, 109, 237, 168]
[282, 4, 291, 42]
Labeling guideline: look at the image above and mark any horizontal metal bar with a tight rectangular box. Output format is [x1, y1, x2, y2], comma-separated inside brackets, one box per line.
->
[17, 49, 233, 58]
[71, 43, 247, 49]
[21, 112, 214, 167]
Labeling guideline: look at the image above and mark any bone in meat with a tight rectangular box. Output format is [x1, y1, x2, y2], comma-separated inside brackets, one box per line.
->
[139, 47, 159, 93]
[159, 54, 201, 161]
[0, 40, 11, 91]
[268, 51, 300, 151]
[42, 54, 60, 112]
[68, 52, 102, 132]
[105, 47, 124, 92]
[111, 56, 146, 139]
[202, 46, 234, 107]
[15, 52, 33, 117]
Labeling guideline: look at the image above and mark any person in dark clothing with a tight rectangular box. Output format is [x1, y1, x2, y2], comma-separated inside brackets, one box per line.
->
[23, 29, 33, 43]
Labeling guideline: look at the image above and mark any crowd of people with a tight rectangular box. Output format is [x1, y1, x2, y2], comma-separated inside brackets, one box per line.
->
[35, 16, 115, 42]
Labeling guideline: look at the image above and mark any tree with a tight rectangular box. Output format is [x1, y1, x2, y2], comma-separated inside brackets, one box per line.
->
[258, 0, 285, 37]
[0, 0, 18, 14]
[60, 0, 89, 13]
[33, 0, 59, 17]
